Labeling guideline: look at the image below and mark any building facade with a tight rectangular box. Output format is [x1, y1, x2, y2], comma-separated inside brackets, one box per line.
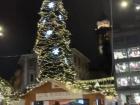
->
[18, 54, 38, 89]
[113, 29, 140, 105]
[110, 0, 140, 104]
[72, 48, 90, 80]
[18, 49, 90, 89]
[96, 19, 112, 76]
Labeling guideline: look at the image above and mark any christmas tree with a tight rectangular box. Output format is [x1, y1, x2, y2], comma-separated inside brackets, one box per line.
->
[34, 0, 76, 83]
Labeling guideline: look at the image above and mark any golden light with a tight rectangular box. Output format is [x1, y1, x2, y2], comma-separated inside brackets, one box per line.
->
[120, 1, 128, 8]
[0, 27, 2, 31]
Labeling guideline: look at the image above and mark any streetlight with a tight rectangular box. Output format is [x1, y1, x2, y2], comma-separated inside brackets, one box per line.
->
[0, 26, 3, 37]
[120, 1, 128, 8]
[136, 5, 140, 10]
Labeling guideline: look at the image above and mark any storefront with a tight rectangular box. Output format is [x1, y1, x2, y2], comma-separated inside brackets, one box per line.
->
[21, 80, 105, 105]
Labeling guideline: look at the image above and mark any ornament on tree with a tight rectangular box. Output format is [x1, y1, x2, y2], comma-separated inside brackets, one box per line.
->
[52, 48, 59, 55]
[58, 15, 63, 20]
[44, 30, 53, 38]
[48, 2, 55, 9]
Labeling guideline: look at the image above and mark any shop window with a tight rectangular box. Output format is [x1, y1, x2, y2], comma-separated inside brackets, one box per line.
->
[115, 62, 129, 73]
[131, 76, 140, 86]
[129, 61, 140, 71]
[128, 47, 140, 58]
[114, 49, 127, 59]
[117, 77, 130, 87]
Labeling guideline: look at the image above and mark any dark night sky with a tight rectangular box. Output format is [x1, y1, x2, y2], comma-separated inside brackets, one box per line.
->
[0, 0, 110, 80]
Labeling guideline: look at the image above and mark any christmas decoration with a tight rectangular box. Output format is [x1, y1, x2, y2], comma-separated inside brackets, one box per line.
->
[48, 2, 55, 9]
[52, 48, 59, 55]
[73, 77, 117, 96]
[34, 0, 76, 83]
[20, 77, 116, 97]
[0, 77, 13, 105]
[45, 30, 53, 38]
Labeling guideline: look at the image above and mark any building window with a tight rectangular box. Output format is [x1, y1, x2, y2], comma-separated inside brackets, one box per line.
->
[117, 77, 130, 87]
[129, 61, 140, 71]
[128, 47, 140, 58]
[114, 49, 127, 59]
[28, 58, 36, 69]
[30, 74, 35, 83]
[133, 93, 140, 104]
[115, 62, 129, 73]
[131, 76, 140, 86]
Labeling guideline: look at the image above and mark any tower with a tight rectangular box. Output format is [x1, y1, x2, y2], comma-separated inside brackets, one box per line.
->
[96, 19, 112, 75]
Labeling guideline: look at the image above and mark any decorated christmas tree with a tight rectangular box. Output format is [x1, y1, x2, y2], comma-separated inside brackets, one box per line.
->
[34, 0, 76, 83]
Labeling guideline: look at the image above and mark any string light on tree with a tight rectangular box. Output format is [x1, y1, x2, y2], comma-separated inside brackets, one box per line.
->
[42, 19, 46, 25]
[64, 58, 68, 65]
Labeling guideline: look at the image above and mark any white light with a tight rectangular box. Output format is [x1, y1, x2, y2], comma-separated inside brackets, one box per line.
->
[134, 93, 140, 103]
[0, 93, 4, 102]
[94, 82, 100, 88]
[48, 2, 55, 9]
[42, 19, 46, 24]
[45, 30, 53, 38]
[58, 15, 63, 20]
[52, 48, 59, 55]
[120, 1, 128, 8]
[64, 58, 68, 65]
[136, 5, 140, 10]
[0, 32, 3, 37]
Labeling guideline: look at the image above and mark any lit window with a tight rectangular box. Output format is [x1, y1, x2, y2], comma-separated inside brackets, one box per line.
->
[114, 49, 127, 59]
[128, 47, 140, 58]
[115, 62, 129, 73]
[131, 76, 140, 86]
[129, 61, 140, 71]
[117, 77, 130, 87]
[133, 93, 140, 104]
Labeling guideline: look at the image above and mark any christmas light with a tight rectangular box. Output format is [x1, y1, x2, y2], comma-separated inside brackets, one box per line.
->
[42, 19, 46, 24]
[58, 15, 63, 20]
[52, 48, 59, 55]
[48, 2, 55, 9]
[45, 30, 53, 38]
[64, 58, 68, 65]
[136, 5, 140, 11]
[94, 82, 100, 88]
